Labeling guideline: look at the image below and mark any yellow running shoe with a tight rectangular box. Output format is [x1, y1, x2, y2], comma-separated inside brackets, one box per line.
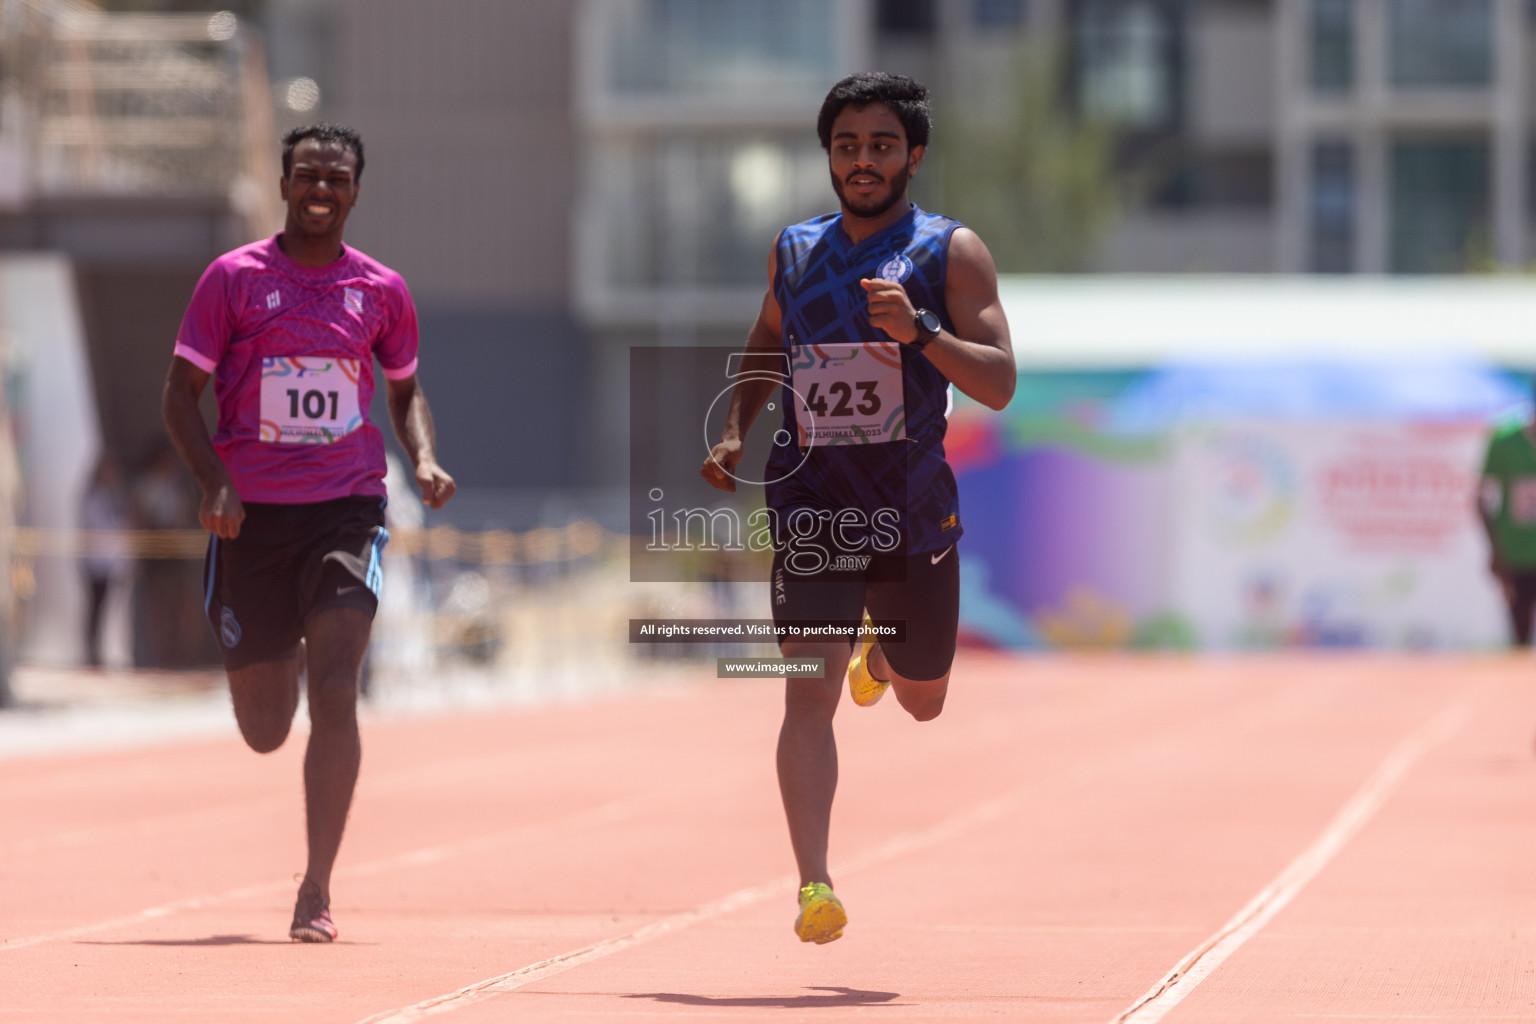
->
[846, 615, 889, 707]
[795, 882, 847, 944]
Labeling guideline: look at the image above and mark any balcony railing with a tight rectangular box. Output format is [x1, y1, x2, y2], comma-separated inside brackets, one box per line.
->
[0, 0, 279, 235]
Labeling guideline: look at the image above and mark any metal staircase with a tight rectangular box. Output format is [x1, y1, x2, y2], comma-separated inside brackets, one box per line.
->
[1, 0, 280, 235]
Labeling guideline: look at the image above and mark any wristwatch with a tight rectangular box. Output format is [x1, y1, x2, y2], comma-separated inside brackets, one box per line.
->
[911, 308, 942, 351]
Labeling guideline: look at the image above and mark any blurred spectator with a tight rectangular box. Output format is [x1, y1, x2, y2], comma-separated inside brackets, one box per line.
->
[79, 454, 131, 667]
[131, 443, 211, 668]
[1477, 394, 1536, 646]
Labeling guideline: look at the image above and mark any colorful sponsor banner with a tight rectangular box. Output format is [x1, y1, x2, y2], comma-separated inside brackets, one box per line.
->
[954, 408, 1509, 650]
[1171, 421, 1505, 650]
[951, 405, 1178, 650]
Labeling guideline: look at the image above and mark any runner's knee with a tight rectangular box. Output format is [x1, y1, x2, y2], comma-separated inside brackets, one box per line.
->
[237, 716, 292, 753]
[300, 606, 370, 729]
[892, 673, 949, 722]
[898, 692, 946, 722]
[306, 672, 359, 730]
[228, 661, 300, 753]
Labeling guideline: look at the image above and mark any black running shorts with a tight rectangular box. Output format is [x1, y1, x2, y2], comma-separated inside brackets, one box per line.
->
[203, 496, 388, 670]
[769, 537, 960, 682]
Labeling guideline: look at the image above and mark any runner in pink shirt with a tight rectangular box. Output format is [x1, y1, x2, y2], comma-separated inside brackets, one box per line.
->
[162, 124, 455, 943]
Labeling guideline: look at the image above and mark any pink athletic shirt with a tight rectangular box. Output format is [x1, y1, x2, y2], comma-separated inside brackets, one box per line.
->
[173, 235, 419, 504]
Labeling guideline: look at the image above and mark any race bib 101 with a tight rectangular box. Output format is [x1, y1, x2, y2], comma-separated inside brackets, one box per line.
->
[790, 340, 906, 447]
[259, 357, 363, 444]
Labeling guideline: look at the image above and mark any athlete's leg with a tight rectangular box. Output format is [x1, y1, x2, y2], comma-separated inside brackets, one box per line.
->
[298, 605, 370, 901]
[777, 638, 853, 887]
[1510, 574, 1536, 648]
[863, 545, 961, 722]
[869, 645, 950, 721]
[208, 510, 305, 751]
[228, 656, 301, 753]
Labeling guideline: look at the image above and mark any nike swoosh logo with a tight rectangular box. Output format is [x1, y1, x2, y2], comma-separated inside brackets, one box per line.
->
[336, 585, 365, 596]
[930, 545, 954, 565]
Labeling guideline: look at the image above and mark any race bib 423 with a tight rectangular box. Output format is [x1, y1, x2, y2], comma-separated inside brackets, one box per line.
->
[790, 341, 906, 447]
[259, 357, 363, 444]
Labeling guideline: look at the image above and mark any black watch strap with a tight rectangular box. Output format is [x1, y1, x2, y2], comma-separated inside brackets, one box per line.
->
[912, 308, 941, 351]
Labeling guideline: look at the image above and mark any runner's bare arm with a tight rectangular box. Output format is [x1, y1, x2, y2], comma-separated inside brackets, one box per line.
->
[385, 374, 455, 509]
[701, 242, 787, 493]
[860, 227, 1015, 410]
[162, 356, 245, 539]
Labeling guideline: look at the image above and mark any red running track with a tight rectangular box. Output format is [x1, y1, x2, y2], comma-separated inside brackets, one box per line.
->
[3, 653, 1536, 1022]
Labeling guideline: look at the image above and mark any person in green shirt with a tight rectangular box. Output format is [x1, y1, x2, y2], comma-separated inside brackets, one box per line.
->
[1478, 413, 1536, 646]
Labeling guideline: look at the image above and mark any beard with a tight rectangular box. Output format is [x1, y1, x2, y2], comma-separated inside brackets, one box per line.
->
[830, 163, 910, 220]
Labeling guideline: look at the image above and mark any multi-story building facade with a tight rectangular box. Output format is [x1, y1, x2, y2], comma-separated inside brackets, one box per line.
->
[7, 0, 1526, 490]
[577, 0, 1532, 283]
[1276, 0, 1527, 273]
[569, 0, 1534, 473]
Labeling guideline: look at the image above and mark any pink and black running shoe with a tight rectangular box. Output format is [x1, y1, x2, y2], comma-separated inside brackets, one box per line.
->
[289, 878, 338, 943]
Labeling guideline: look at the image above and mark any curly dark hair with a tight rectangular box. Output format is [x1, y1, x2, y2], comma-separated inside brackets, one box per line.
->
[281, 124, 366, 182]
[816, 72, 931, 151]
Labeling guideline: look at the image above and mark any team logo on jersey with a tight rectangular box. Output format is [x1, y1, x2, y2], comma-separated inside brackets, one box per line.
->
[265, 290, 282, 310]
[876, 253, 914, 284]
[219, 607, 242, 648]
[344, 288, 364, 314]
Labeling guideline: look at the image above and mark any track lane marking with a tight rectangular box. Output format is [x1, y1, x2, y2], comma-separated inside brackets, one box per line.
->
[0, 795, 654, 951]
[351, 671, 1402, 1023]
[1110, 694, 1476, 1024]
[352, 789, 1032, 1023]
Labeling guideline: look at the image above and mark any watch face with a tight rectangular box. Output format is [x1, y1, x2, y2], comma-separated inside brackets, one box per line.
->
[917, 309, 942, 335]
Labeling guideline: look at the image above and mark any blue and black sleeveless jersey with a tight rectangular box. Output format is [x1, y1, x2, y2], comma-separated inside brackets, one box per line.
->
[764, 204, 963, 555]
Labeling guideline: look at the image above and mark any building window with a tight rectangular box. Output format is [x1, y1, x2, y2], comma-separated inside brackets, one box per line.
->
[594, 134, 831, 289]
[1388, 0, 1491, 88]
[1390, 138, 1490, 273]
[1071, 0, 1184, 129]
[1309, 0, 1353, 94]
[1199, 149, 1273, 209]
[973, 0, 1026, 29]
[605, 0, 837, 95]
[1311, 141, 1354, 272]
[877, 0, 937, 34]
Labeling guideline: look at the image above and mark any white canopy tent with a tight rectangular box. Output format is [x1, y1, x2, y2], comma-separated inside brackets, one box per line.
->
[997, 275, 1536, 369]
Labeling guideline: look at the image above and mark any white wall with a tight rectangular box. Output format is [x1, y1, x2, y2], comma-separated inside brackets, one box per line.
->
[1, 255, 108, 665]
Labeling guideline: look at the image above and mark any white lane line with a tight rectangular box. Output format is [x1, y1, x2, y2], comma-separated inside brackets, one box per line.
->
[1110, 696, 1475, 1024]
[350, 874, 795, 1024]
[353, 789, 1029, 1024]
[0, 796, 653, 952]
[0, 878, 293, 952]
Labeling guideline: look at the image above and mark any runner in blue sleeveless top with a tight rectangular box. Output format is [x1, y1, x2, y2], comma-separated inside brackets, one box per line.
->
[766, 204, 961, 556]
[702, 73, 1015, 945]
